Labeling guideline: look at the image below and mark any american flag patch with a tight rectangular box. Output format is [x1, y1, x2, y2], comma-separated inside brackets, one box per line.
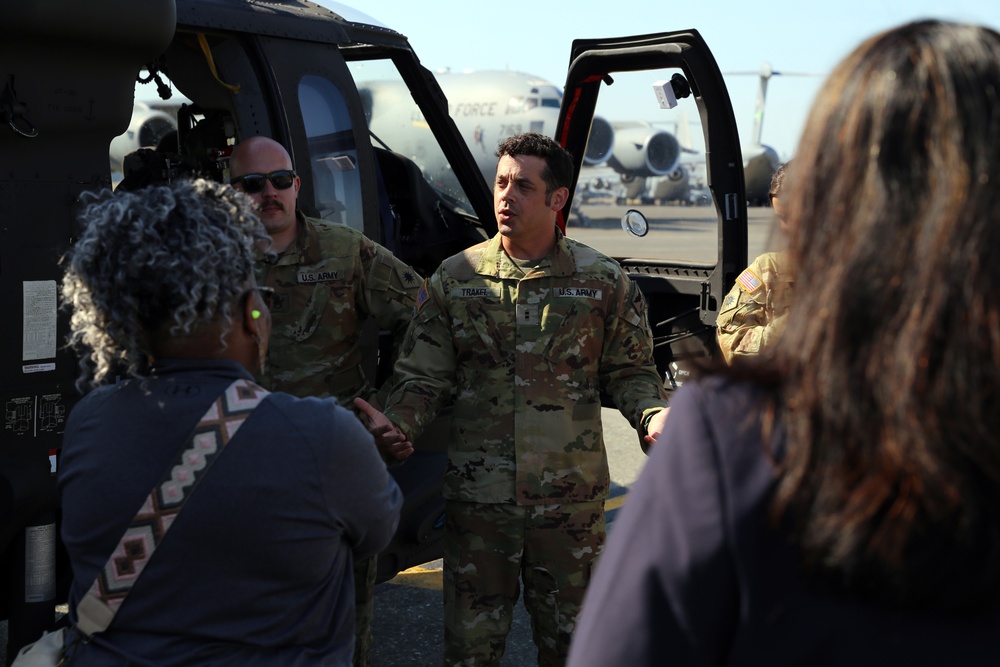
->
[736, 268, 763, 294]
[416, 279, 430, 311]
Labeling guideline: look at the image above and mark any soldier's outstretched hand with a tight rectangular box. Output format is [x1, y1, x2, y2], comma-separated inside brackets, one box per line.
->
[354, 397, 415, 463]
[642, 407, 671, 450]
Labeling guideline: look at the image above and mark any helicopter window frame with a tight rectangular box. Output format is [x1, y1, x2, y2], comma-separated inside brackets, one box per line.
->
[298, 74, 363, 230]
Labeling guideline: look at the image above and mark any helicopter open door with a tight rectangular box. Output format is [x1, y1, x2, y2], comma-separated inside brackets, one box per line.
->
[553, 30, 749, 391]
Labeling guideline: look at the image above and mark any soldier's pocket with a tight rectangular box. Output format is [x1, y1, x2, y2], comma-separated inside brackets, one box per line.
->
[465, 304, 511, 367]
[288, 280, 354, 342]
[540, 303, 603, 369]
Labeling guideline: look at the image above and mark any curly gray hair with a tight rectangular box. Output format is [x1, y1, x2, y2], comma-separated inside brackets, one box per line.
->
[61, 178, 270, 390]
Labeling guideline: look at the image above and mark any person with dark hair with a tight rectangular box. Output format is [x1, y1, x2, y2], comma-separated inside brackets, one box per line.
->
[356, 132, 670, 665]
[567, 20, 1000, 666]
[715, 160, 793, 362]
[228, 136, 421, 666]
[58, 179, 401, 666]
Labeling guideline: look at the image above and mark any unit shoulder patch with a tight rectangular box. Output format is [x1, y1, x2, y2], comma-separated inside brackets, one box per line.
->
[416, 279, 431, 311]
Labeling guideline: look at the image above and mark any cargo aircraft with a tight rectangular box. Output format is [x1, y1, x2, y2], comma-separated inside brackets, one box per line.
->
[397, 65, 785, 206]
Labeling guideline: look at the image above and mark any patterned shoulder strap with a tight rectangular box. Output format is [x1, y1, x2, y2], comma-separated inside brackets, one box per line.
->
[75, 378, 269, 637]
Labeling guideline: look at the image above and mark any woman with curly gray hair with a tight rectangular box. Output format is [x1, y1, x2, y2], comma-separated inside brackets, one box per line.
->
[57, 179, 401, 666]
[61, 177, 271, 389]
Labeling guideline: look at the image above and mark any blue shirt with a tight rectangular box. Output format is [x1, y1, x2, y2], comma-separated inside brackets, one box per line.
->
[59, 358, 401, 666]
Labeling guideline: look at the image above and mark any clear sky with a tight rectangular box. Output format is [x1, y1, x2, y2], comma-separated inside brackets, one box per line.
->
[355, 1, 1000, 161]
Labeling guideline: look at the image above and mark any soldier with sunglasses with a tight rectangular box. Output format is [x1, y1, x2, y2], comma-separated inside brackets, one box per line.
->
[229, 136, 421, 667]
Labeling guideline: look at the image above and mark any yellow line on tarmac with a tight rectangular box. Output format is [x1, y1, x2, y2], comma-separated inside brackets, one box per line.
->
[385, 493, 628, 591]
[386, 562, 443, 590]
[605, 494, 627, 512]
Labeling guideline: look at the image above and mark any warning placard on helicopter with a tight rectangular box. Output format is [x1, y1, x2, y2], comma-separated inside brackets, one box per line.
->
[22, 280, 57, 361]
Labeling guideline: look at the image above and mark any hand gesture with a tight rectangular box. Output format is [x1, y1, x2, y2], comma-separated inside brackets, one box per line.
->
[354, 397, 415, 463]
[642, 407, 671, 449]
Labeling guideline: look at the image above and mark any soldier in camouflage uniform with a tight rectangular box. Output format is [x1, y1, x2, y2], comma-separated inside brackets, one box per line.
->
[230, 136, 420, 667]
[715, 251, 794, 362]
[716, 162, 794, 363]
[358, 133, 670, 666]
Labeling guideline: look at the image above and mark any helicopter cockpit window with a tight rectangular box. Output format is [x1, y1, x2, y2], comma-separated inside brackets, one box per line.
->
[113, 72, 187, 187]
[344, 58, 475, 213]
[298, 75, 362, 230]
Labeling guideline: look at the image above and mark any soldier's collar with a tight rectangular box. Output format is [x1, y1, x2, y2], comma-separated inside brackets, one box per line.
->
[477, 227, 576, 278]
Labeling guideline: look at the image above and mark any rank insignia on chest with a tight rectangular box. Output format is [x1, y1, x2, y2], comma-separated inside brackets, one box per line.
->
[736, 268, 763, 294]
[516, 303, 539, 326]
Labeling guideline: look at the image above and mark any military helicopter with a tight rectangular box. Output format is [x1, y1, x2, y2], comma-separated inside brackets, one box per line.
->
[0, 0, 746, 658]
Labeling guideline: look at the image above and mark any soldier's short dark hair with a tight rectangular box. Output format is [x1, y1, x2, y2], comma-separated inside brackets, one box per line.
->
[495, 132, 574, 195]
[768, 160, 791, 206]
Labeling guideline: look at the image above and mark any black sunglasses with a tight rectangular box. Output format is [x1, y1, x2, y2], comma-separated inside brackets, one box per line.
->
[231, 170, 296, 194]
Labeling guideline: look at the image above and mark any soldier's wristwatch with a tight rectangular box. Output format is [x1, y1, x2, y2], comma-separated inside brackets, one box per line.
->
[641, 409, 660, 432]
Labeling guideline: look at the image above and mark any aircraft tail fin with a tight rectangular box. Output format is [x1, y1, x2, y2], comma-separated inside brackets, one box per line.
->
[676, 106, 695, 151]
[751, 62, 773, 147]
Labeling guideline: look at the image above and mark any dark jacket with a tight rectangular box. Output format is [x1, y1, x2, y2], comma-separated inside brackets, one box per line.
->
[59, 358, 401, 666]
[568, 376, 1000, 666]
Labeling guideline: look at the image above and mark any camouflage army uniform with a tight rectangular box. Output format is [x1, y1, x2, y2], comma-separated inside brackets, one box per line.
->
[255, 212, 420, 667]
[382, 228, 668, 666]
[716, 251, 794, 363]
[255, 212, 421, 407]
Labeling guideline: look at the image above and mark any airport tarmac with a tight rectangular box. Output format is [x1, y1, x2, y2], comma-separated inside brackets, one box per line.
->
[568, 201, 777, 261]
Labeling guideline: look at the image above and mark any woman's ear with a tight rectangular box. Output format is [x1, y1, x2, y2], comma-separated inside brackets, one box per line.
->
[243, 292, 263, 337]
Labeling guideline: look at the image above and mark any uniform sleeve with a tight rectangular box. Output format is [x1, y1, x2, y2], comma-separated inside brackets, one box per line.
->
[601, 274, 669, 430]
[566, 383, 740, 667]
[381, 270, 458, 442]
[716, 255, 784, 364]
[356, 235, 422, 339]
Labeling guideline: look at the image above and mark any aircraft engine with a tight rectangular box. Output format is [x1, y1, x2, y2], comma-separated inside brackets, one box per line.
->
[109, 103, 178, 174]
[582, 116, 614, 166]
[606, 126, 681, 178]
[650, 165, 691, 202]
